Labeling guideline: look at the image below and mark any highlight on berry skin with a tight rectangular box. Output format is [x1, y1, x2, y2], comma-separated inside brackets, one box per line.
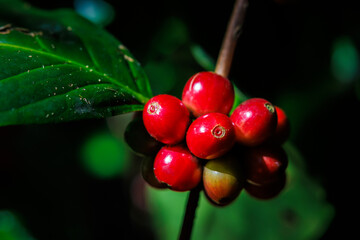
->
[182, 71, 234, 117]
[186, 112, 235, 160]
[132, 70, 290, 206]
[153, 144, 202, 192]
[142, 94, 190, 145]
[230, 98, 278, 147]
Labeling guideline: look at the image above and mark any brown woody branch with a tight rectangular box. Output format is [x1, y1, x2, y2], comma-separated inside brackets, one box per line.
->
[215, 0, 248, 78]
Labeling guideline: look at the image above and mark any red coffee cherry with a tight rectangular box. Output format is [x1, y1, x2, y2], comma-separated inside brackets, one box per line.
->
[143, 94, 190, 145]
[230, 98, 277, 146]
[203, 152, 245, 206]
[153, 145, 202, 192]
[244, 145, 288, 186]
[141, 157, 167, 189]
[245, 173, 286, 200]
[182, 71, 234, 117]
[270, 106, 290, 145]
[186, 113, 235, 159]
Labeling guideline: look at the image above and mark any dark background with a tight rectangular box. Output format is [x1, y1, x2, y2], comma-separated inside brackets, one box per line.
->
[1, 0, 359, 239]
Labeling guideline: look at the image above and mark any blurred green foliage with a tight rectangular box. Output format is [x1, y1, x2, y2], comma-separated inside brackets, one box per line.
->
[331, 36, 359, 84]
[147, 144, 334, 240]
[74, 0, 114, 27]
[144, 17, 201, 98]
[80, 131, 129, 178]
[190, 44, 216, 72]
[0, 211, 35, 240]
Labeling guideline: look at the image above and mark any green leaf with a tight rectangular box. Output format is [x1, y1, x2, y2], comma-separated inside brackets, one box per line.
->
[147, 143, 334, 240]
[230, 84, 248, 114]
[190, 44, 216, 72]
[0, 0, 152, 126]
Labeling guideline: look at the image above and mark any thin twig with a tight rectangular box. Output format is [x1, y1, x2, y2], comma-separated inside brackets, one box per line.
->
[178, 1, 248, 239]
[215, 0, 248, 78]
[179, 186, 201, 240]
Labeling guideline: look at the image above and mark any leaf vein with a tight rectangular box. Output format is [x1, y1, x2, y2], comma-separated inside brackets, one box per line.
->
[0, 63, 70, 82]
[0, 83, 123, 114]
[0, 43, 149, 103]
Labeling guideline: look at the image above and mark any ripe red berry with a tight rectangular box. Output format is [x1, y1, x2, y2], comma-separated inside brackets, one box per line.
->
[186, 113, 235, 159]
[244, 145, 288, 186]
[230, 98, 277, 146]
[203, 153, 245, 206]
[270, 106, 290, 145]
[153, 145, 202, 192]
[143, 94, 190, 145]
[245, 173, 286, 200]
[182, 71, 234, 117]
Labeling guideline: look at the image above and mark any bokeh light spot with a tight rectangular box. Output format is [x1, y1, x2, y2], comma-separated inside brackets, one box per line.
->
[74, 0, 114, 26]
[81, 131, 129, 179]
[331, 36, 359, 83]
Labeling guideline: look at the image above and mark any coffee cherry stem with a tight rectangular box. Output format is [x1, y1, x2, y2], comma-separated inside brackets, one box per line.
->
[215, 0, 248, 78]
[179, 1, 248, 239]
[179, 186, 201, 240]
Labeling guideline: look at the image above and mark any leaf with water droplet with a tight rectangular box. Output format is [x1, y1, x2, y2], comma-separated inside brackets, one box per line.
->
[0, 0, 151, 126]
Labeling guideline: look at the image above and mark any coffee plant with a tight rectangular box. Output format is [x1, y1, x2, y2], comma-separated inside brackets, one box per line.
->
[2, 0, 353, 239]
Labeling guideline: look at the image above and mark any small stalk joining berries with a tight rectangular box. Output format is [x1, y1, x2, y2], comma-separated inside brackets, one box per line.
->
[179, 186, 201, 240]
[179, 1, 249, 239]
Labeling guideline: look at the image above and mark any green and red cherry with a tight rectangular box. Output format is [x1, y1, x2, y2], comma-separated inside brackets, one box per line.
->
[203, 152, 245, 206]
[125, 71, 290, 205]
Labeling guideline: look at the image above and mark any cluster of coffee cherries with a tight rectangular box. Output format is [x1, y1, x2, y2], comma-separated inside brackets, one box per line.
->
[125, 71, 290, 206]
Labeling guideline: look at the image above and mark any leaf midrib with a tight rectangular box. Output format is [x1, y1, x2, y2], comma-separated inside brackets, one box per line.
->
[0, 42, 149, 104]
